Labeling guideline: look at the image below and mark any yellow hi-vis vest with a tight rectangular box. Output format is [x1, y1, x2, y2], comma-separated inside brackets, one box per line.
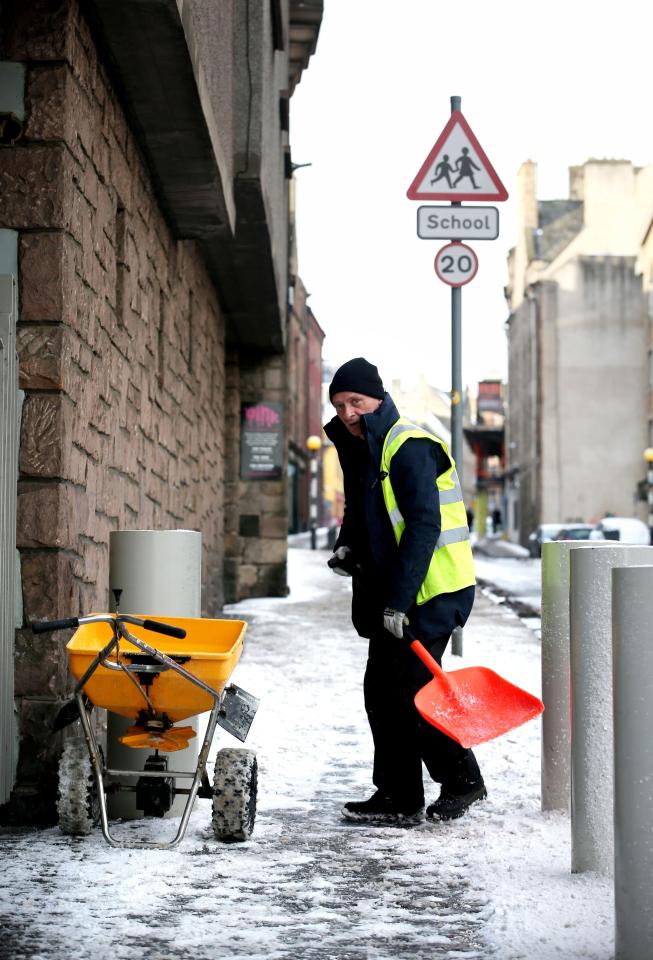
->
[380, 418, 475, 604]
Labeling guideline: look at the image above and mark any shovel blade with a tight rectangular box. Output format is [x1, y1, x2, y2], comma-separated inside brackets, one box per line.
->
[414, 665, 543, 749]
[216, 684, 260, 743]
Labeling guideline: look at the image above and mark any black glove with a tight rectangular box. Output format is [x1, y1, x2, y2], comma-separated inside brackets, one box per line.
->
[327, 546, 361, 577]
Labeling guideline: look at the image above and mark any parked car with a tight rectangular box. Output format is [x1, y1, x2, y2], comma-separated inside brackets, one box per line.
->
[554, 524, 603, 543]
[528, 521, 602, 557]
[527, 523, 566, 557]
[594, 517, 650, 545]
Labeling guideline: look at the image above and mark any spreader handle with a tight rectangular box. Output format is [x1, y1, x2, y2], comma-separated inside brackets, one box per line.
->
[142, 618, 186, 639]
[31, 617, 79, 634]
[409, 638, 445, 679]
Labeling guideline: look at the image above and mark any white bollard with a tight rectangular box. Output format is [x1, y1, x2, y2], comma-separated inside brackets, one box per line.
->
[569, 544, 653, 874]
[107, 529, 202, 819]
[540, 540, 613, 812]
[612, 565, 653, 959]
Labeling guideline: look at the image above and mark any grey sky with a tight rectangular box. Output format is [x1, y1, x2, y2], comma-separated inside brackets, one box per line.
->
[290, 0, 653, 392]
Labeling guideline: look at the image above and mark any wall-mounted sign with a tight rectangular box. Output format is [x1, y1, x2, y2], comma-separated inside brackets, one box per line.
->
[240, 401, 284, 480]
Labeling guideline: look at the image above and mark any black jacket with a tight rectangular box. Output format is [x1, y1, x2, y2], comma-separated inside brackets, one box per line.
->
[324, 393, 474, 641]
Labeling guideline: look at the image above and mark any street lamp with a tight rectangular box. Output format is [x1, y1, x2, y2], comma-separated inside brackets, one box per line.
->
[306, 435, 322, 550]
[644, 447, 653, 545]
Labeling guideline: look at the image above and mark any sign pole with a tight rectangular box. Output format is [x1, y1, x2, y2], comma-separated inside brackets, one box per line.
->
[450, 94, 464, 657]
[406, 97, 508, 656]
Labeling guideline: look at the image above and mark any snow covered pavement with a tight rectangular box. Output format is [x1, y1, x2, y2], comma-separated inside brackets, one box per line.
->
[473, 554, 542, 614]
[0, 549, 613, 959]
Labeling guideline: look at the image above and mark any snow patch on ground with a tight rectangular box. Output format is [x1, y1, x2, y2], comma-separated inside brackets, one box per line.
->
[0, 550, 613, 959]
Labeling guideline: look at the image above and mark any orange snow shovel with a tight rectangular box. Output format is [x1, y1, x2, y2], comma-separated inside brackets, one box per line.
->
[410, 635, 544, 748]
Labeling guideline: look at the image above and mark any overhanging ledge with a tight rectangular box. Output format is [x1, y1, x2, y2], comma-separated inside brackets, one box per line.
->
[84, 0, 234, 240]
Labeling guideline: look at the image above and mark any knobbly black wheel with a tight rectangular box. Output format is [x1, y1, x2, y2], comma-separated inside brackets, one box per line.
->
[57, 737, 101, 836]
[211, 748, 258, 842]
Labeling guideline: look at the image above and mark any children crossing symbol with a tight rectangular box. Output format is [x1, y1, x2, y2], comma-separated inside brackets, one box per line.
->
[407, 111, 508, 202]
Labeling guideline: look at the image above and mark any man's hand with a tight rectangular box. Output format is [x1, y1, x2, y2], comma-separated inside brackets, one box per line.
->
[327, 546, 355, 577]
[383, 608, 409, 639]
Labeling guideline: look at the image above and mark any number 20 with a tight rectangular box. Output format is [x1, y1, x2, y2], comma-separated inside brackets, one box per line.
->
[441, 254, 473, 273]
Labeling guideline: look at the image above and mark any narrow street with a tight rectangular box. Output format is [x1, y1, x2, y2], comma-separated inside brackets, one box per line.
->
[0, 549, 612, 960]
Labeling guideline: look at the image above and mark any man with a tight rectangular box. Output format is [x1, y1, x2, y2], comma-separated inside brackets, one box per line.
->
[324, 357, 486, 824]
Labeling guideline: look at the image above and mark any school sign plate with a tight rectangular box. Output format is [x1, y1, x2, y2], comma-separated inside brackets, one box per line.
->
[417, 205, 499, 240]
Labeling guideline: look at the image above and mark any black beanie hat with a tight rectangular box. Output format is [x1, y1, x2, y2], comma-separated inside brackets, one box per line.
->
[329, 357, 385, 401]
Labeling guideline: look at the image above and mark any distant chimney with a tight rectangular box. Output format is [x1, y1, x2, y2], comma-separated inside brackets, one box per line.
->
[518, 161, 538, 232]
[569, 165, 584, 201]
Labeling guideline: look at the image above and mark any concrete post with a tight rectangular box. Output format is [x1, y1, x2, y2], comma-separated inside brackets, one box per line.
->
[569, 545, 653, 874]
[540, 539, 612, 812]
[309, 451, 318, 550]
[612, 565, 653, 959]
[306, 436, 322, 551]
[107, 529, 202, 819]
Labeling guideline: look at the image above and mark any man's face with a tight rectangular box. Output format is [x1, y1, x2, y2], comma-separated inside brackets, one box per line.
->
[331, 391, 382, 438]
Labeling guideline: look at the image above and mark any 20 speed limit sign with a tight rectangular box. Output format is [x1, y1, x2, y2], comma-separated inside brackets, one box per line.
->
[434, 241, 478, 287]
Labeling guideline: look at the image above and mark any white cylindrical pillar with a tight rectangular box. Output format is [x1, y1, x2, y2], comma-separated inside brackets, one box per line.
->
[540, 539, 612, 812]
[569, 544, 653, 874]
[612, 565, 653, 959]
[107, 529, 202, 819]
[309, 453, 318, 550]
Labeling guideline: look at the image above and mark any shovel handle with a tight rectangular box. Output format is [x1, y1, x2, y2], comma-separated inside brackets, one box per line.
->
[409, 638, 445, 679]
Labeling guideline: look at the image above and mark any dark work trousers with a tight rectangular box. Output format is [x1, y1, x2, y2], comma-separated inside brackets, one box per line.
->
[363, 630, 482, 807]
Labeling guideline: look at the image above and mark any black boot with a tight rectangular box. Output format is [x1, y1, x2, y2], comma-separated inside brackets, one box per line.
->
[342, 790, 423, 824]
[426, 779, 487, 821]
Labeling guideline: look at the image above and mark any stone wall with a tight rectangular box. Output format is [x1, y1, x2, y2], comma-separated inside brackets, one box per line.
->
[224, 353, 289, 602]
[506, 289, 543, 545]
[541, 257, 645, 523]
[1, 0, 228, 821]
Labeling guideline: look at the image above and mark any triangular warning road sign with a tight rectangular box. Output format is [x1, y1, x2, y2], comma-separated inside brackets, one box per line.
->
[407, 111, 508, 202]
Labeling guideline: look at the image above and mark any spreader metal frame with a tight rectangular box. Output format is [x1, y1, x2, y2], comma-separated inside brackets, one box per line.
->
[34, 611, 259, 849]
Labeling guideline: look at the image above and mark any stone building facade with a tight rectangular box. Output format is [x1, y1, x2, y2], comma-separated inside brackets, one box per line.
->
[505, 160, 653, 545]
[287, 281, 325, 533]
[0, 0, 323, 821]
[638, 219, 653, 451]
[286, 178, 325, 534]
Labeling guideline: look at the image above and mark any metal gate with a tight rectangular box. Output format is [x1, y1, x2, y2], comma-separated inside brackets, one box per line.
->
[0, 273, 18, 804]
